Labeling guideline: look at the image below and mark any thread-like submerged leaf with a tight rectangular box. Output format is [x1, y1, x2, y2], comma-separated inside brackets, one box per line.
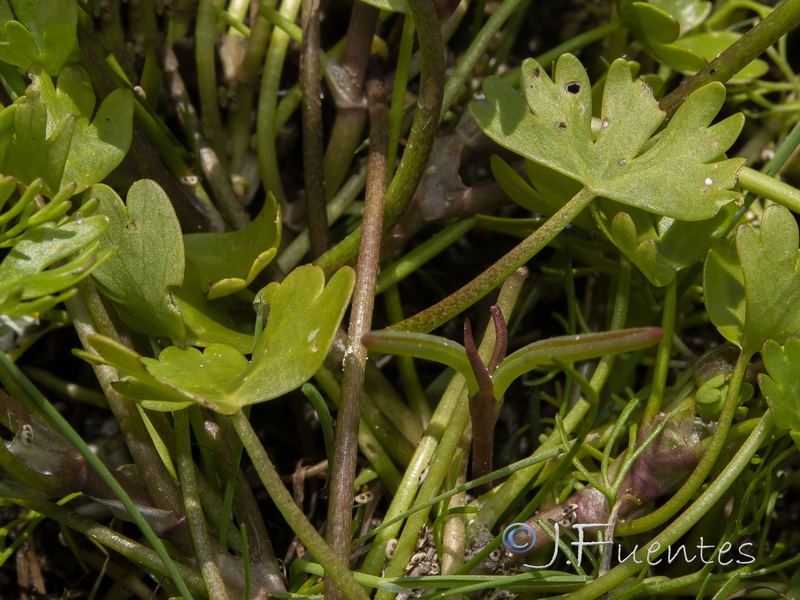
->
[471, 54, 745, 221]
[85, 265, 355, 414]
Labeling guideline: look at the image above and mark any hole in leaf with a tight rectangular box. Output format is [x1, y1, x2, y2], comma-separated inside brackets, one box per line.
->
[565, 81, 581, 94]
[555, 122, 568, 131]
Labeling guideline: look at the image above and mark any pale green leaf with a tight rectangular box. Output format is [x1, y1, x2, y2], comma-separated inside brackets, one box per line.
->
[0, 0, 78, 74]
[619, 0, 707, 70]
[704, 204, 800, 355]
[2, 86, 74, 193]
[89, 181, 186, 341]
[87, 265, 355, 414]
[33, 67, 134, 193]
[184, 194, 280, 299]
[471, 54, 744, 220]
[758, 337, 800, 430]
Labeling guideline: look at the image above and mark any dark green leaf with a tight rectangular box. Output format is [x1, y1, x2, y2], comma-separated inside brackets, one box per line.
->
[593, 200, 736, 286]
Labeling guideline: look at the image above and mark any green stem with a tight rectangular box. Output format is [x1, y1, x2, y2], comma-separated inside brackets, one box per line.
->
[387, 16, 415, 180]
[314, 366, 403, 492]
[565, 411, 774, 600]
[439, 0, 527, 118]
[277, 166, 368, 272]
[301, 0, 330, 257]
[196, 0, 227, 151]
[375, 218, 477, 293]
[392, 186, 596, 333]
[370, 272, 527, 600]
[314, 0, 445, 276]
[66, 284, 184, 518]
[321, 2, 378, 197]
[618, 351, 751, 536]
[231, 411, 370, 600]
[642, 278, 677, 426]
[229, 6, 271, 176]
[175, 410, 230, 599]
[502, 20, 625, 88]
[256, 0, 303, 207]
[11, 497, 207, 595]
[326, 64, 389, 600]
[659, 0, 800, 118]
[739, 166, 800, 212]
[0, 352, 196, 600]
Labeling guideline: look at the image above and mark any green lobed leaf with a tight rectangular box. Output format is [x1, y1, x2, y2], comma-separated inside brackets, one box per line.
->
[86, 265, 356, 414]
[471, 54, 745, 221]
[33, 66, 134, 193]
[171, 261, 254, 352]
[0, 0, 78, 75]
[619, 0, 707, 70]
[758, 337, 800, 431]
[2, 86, 75, 193]
[183, 194, 281, 299]
[88, 181, 186, 341]
[704, 204, 800, 355]
[593, 200, 736, 287]
[650, 0, 712, 33]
